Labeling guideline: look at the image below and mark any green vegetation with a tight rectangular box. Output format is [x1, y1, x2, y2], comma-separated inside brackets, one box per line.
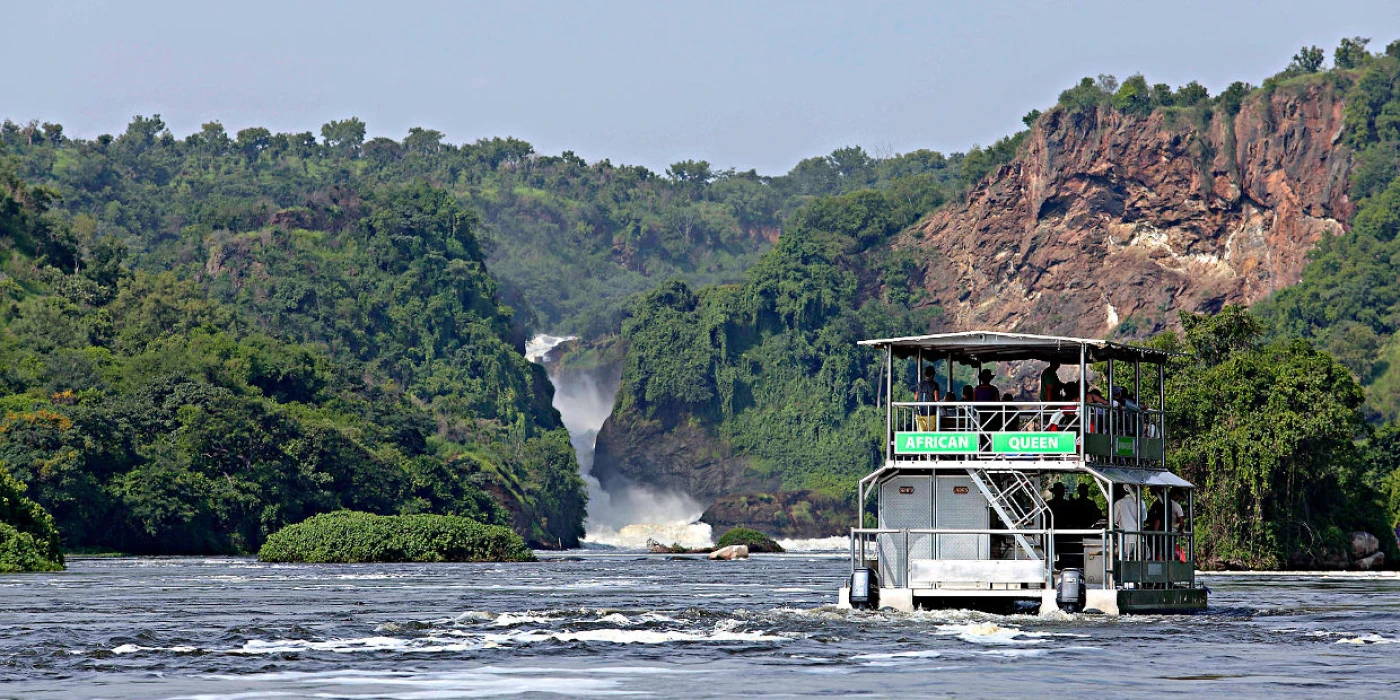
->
[258, 510, 534, 563]
[1256, 39, 1400, 423]
[0, 463, 64, 572]
[1153, 307, 1394, 568]
[614, 183, 950, 497]
[715, 527, 784, 553]
[0, 146, 577, 552]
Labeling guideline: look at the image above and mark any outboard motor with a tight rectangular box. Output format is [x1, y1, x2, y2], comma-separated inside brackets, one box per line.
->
[1056, 568, 1086, 613]
[849, 568, 878, 610]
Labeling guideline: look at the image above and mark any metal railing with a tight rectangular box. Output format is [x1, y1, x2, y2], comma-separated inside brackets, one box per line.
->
[849, 527, 1097, 590]
[1109, 528, 1196, 589]
[888, 401, 1164, 463]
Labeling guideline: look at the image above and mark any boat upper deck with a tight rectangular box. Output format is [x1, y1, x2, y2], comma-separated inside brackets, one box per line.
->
[862, 331, 1176, 469]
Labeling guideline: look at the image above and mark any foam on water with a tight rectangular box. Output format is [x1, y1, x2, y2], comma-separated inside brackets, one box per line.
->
[775, 536, 849, 552]
[581, 521, 714, 550]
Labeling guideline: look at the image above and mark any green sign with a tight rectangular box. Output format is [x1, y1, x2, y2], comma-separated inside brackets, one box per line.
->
[1116, 436, 1135, 457]
[894, 432, 977, 454]
[991, 432, 1075, 454]
[895, 431, 1077, 455]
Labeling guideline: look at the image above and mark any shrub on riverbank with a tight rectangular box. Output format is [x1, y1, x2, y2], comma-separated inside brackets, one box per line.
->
[715, 527, 784, 553]
[258, 511, 536, 563]
[0, 465, 64, 572]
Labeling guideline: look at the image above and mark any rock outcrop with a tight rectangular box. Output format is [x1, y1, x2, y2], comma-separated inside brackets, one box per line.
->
[592, 412, 777, 505]
[901, 80, 1352, 338]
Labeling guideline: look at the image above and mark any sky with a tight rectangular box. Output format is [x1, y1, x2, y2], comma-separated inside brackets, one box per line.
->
[3, 1, 1399, 175]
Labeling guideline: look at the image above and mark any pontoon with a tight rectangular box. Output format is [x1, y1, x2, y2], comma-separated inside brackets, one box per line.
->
[837, 332, 1207, 615]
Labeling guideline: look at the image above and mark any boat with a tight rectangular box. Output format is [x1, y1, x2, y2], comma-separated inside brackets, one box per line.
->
[837, 331, 1207, 615]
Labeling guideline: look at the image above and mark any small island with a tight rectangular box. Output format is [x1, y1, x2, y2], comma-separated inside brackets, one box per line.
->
[258, 511, 536, 563]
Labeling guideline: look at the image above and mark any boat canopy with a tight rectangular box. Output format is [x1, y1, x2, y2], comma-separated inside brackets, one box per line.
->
[857, 331, 1177, 365]
[1086, 465, 1193, 489]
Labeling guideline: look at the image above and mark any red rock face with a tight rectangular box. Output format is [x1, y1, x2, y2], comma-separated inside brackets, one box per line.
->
[900, 81, 1353, 338]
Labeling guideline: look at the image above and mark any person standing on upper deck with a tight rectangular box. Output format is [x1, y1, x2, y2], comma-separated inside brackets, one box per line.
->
[915, 366, 940, 430]
[1040, 362, 1063, 402]
[973, 368, 999, 402]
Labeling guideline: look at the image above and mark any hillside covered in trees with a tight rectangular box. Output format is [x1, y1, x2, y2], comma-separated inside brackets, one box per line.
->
[596, 38, 1400, 568]
[0, 100, 986, 556]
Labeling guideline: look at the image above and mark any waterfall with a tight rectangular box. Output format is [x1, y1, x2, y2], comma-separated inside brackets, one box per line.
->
[526, 335, 713, 550]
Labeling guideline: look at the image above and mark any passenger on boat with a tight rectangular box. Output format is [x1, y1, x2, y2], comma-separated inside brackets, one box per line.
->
[958, 385, 976, 431]
[1048, 483, 1079, 567]
[973, 368, 1000, 402]
[915, 367, 941, 430]
[1071, 483, 1103, 528]
[1147, 491, 1187, 562]
[1113, 486, 1146, 559]
[1039, 362, 1063, 402]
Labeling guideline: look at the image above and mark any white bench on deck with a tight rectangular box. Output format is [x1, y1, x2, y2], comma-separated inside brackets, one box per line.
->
[909, 559, 1047, 589]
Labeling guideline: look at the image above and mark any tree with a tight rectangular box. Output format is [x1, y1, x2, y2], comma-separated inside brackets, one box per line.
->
[1334, 36, 1372, 70]
[1112, 74, 1152, 115]
[1289, 45, 1326, 73]
[1021, 109, 1042, 128]
[320, 117, 366, 158]
[235, 127, 272, 166]
[665, 159, 714, 184]
[1176, 81, 1210, 106]
[1165, 307, 1381, 568]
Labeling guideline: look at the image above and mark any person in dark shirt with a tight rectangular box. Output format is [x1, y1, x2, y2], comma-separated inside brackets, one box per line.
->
[1040, 361, 1063, 402]
[914, 366, 941, 430]
[973, 368, 1000, 402]
[1071, 482, 1103, 528]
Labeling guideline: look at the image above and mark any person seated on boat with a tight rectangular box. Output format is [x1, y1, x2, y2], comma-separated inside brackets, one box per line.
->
[1113, 485, 1145, 560]
[1046, 382, 1081, 431]
[1039, 361, 1063, 402]
[957, 384, 976, 431]
[999, 391, 1024, 431]
[1085, 387, 1109, 432]
[914, 366, 941, 430]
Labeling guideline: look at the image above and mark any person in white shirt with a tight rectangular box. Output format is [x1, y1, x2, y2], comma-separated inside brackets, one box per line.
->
[1113, 485, 1146, 559]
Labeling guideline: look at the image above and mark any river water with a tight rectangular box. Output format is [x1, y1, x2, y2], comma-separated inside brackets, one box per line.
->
[3, 555, 1398, 699]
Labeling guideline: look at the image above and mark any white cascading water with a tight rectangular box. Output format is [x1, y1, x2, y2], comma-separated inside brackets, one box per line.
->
[525, 334, 713, 550]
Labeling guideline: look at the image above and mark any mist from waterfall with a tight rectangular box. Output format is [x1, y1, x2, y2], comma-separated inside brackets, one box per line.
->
[525, 335, 713, 549]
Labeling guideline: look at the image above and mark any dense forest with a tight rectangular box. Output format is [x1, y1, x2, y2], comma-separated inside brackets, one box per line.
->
[0, 100, 982, 558]
[605, 38, 1400, 568]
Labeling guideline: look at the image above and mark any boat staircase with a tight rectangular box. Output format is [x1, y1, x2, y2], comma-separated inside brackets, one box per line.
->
[966, 468, 1048, 559]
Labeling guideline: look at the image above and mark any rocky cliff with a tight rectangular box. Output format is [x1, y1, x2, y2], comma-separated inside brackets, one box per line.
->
[903, 80, 1353, 338]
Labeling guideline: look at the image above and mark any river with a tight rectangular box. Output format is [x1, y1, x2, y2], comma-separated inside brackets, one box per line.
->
[3, 555, 1398, 699]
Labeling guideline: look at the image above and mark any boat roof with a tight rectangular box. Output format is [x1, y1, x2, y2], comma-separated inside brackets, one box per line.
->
[857, 331, 1175, 364]
[1086, 465, 1194, 489]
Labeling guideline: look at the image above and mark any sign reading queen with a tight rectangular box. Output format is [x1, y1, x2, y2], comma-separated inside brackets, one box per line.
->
[894, 432, 1075, 455]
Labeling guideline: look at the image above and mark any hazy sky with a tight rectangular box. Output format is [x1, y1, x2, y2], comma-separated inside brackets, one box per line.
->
[4, 1, 1398, 174]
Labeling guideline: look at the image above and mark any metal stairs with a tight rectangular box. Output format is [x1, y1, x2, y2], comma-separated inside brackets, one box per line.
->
[965, 468, 1048, 559]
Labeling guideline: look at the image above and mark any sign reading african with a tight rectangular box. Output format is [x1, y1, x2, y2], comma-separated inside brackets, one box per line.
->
[893, 432, 978, 454]
[894, 431, 1076, 455]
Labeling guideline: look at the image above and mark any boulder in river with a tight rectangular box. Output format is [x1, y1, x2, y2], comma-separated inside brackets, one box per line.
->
[709, 545, 749, 560]
[1351, 531, 1380, 559]
[1355, 551, 1386, 571]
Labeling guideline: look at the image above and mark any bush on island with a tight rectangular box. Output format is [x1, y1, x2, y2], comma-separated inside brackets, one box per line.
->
[258, 511, 536, 563]
[0, 464, 65, 572]
[715, 527, 784, 553]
